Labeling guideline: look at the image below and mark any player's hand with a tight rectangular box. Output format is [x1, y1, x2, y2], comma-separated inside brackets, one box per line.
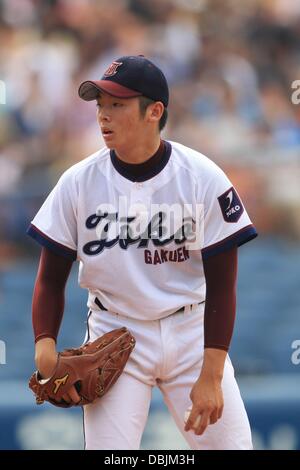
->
[35, 338, 81, 405]
[37, 355, 81, 405]
[37, 356, 57, 379]
[184, 372, 224, 436]
[36, 353, 81, 405]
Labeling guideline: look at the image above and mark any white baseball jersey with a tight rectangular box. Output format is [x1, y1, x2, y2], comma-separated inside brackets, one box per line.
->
[28, 140, 257, 320]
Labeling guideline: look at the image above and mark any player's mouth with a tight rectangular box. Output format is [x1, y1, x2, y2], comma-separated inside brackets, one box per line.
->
[102, 128, 114, 140]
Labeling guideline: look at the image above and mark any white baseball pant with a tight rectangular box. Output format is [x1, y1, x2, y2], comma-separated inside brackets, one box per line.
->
[83, 304, 252, 450]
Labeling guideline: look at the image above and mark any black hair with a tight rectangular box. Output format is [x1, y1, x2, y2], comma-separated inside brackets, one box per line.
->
[138, 96, 168, 131]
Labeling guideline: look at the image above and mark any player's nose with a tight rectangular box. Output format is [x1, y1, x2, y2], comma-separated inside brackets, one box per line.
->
[99, 112, 111, 123]
[97, 106, 111, 122]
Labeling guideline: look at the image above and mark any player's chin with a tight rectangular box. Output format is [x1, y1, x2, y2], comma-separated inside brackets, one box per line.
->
[104, 141, 114, 149]
[102, 135, 116, 149]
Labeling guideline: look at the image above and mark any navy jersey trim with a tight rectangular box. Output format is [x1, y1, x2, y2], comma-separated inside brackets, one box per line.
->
[201, 225, 257, 260]
[27, 224, 77, 261]
[110, 140, 172, 182]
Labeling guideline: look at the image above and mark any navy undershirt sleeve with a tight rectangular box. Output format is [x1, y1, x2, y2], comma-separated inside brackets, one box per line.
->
[202, 246, 238, 352]
[32, 247, 73, 343]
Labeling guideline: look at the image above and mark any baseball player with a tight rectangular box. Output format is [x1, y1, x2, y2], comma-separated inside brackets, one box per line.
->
[28, 55, 257, 450]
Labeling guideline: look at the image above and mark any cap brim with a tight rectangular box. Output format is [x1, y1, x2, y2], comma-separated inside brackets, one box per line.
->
[78, 80, 142, 101]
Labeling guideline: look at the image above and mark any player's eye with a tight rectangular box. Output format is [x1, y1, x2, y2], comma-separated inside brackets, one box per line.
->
[113, 102, 123, 107]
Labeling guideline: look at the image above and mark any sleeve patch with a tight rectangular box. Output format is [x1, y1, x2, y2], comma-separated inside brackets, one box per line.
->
[218, 187, 244, 223]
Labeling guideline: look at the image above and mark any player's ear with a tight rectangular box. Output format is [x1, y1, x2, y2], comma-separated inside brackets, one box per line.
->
[147, 101, 164, 123]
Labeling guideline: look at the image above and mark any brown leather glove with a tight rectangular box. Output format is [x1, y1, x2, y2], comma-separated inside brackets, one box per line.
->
[29, 327, 135, 408]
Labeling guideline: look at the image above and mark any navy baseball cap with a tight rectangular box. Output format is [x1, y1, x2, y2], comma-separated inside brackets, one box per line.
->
[78, 55, 169, 107]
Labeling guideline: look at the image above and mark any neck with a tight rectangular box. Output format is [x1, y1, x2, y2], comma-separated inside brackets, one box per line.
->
[114, 134, 161, 164]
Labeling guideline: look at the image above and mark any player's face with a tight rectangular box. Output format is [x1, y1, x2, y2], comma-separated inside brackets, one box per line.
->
[96, 92, 146, 152]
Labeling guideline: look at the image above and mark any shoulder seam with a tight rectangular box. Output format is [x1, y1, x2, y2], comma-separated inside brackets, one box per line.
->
[172, 156, 198, 186]
[65, 149, 110, 180]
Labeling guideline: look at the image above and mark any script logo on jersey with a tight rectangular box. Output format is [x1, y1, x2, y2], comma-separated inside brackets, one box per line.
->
[103, 61, 123, 77]
[83, 211, 193, 256]
[82, 199, 204, 257]
[218, 187, 244, 223]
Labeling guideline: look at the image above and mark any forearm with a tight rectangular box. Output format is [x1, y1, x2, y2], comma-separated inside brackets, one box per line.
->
[32, 279, 65, 343]
[203, 284, 236, 351]
[33, 281, 62, 376]
[203, 247, 238, 352]
[32, 247, 73, 343]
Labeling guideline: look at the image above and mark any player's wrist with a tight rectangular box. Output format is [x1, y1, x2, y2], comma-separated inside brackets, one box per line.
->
[35, 353, 58, 379]
[35, 338, 58, 378]
[199, 369, 223, 385]
[200, 348, 227, 382]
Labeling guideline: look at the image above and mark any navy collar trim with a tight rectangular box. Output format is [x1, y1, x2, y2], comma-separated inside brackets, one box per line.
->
[110, 140, 172, 182]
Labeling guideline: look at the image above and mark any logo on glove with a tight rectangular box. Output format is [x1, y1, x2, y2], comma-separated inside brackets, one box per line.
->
[53, 374, 69, 394]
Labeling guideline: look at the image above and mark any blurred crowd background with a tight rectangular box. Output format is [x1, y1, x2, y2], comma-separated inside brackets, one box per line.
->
[0, 0, 300, 450]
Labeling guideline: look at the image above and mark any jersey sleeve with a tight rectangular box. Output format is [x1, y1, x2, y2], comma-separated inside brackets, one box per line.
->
[27, 171, 78, 261]
[201, 166, 257, 260]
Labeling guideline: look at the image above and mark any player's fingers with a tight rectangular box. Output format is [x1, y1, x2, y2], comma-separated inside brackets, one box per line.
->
[62, 393, 71, 404]
[194, 410, 211, 435]
[184, 407, 201, 432]
[208, 408, 219, 425]
[218, 404, 224, 420]
[67, 386, 81, 404]
[62, 391, 80, 405]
